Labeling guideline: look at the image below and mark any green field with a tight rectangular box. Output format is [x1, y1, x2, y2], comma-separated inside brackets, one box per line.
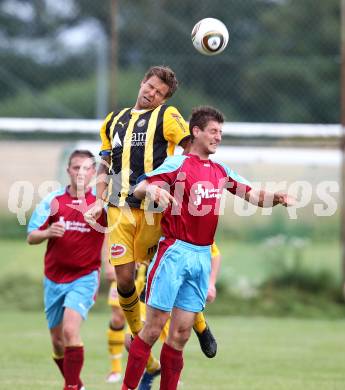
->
[0, 238, 341, 284]
[0, 238, 344, 388]
[1, 311, 345, 390]
[1, 237, 342, 316]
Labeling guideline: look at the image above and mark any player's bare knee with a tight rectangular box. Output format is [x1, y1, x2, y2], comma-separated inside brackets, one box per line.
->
[111, 306, 126, 327]
[62, 323, 78, 344]
[51, 334, 64, 353]
[146, 327, 161, 345]
[140, 323, 162, 346]
[117, 280, 135, 294]
[115, 263, 136, 293]
[169, 326, 192, 349]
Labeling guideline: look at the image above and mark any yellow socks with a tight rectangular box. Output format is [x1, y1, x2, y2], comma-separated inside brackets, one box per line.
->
[118, 285, 160, 375]
[146, 353, 161, 374]
[193, 312, 207, 334]
[118, 287, 142, 335]
[159, 317, 170, 343]
[107, 326, 125, 373]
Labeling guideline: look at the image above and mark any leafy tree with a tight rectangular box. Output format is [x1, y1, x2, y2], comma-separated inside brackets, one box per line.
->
[0, 0, 340, 122]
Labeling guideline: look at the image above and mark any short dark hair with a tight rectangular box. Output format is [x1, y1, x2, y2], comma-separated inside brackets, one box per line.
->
[68, 150, 96, 167]
[189, 106, 224, 141]
[143, 65, 178, 98]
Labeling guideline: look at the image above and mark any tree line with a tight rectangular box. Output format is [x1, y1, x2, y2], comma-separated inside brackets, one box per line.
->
[0, 0, 339, 123]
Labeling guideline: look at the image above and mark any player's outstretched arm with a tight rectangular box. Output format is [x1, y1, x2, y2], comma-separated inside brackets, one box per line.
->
[244, 189, 296, 208]
[84, 155, 110, 225]
[96, 155, 110, 203]
[27, 222, 65, 245]
[133, 179, 148, 200]
[134, 181, 177, 208]
[101, 233, 115, 281]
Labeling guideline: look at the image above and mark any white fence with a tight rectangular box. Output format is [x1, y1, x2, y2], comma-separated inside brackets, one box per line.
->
[0, 117, 341, 139]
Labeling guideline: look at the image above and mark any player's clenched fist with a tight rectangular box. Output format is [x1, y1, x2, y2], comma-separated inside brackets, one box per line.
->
[147, 184, 177, 209]
[47, 222, 65, 238]
[276, 192, 296, 207]
[207, 284, 217, 303]
[84, 199, 104, 226]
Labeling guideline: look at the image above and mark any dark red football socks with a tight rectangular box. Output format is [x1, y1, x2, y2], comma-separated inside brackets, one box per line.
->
[123, 335, 151, 389]
[160, 343, 183, 390]
[63, 346, 84, 388]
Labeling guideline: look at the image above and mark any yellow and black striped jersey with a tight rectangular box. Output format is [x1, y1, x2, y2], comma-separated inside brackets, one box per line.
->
[100, 104, 190, 208]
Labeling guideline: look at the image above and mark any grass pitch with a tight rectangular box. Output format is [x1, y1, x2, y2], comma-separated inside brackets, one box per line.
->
[0, 238, 340, 284]
[1, 311, 345, 390]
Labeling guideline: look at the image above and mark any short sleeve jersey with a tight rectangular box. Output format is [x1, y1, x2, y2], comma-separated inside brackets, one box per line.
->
[99, 104, 190, 208]
[28, 187, 106, 283]
[139, 154, 252, 246]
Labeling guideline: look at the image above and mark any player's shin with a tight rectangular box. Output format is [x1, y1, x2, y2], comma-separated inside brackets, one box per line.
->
[107, 324, 125, 375]
[160, 343, 184, 390]
[118, 286, 142, 335]
[52, 352, 65, 378]
[53, 352, 84, 389]
[63, 346, 84, 388]
[123, 335, 151, 389]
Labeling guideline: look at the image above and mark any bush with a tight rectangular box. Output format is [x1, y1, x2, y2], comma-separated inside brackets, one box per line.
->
[0, 68, 234, 119]
[209, 235, 345, 318]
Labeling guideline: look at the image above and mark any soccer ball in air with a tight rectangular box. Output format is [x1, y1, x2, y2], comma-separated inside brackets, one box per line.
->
[191, 18, 229, 56]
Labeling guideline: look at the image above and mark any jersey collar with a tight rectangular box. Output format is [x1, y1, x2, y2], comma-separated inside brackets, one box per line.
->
[186, 153, 210, 163]
[66, 186, 92, 199]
